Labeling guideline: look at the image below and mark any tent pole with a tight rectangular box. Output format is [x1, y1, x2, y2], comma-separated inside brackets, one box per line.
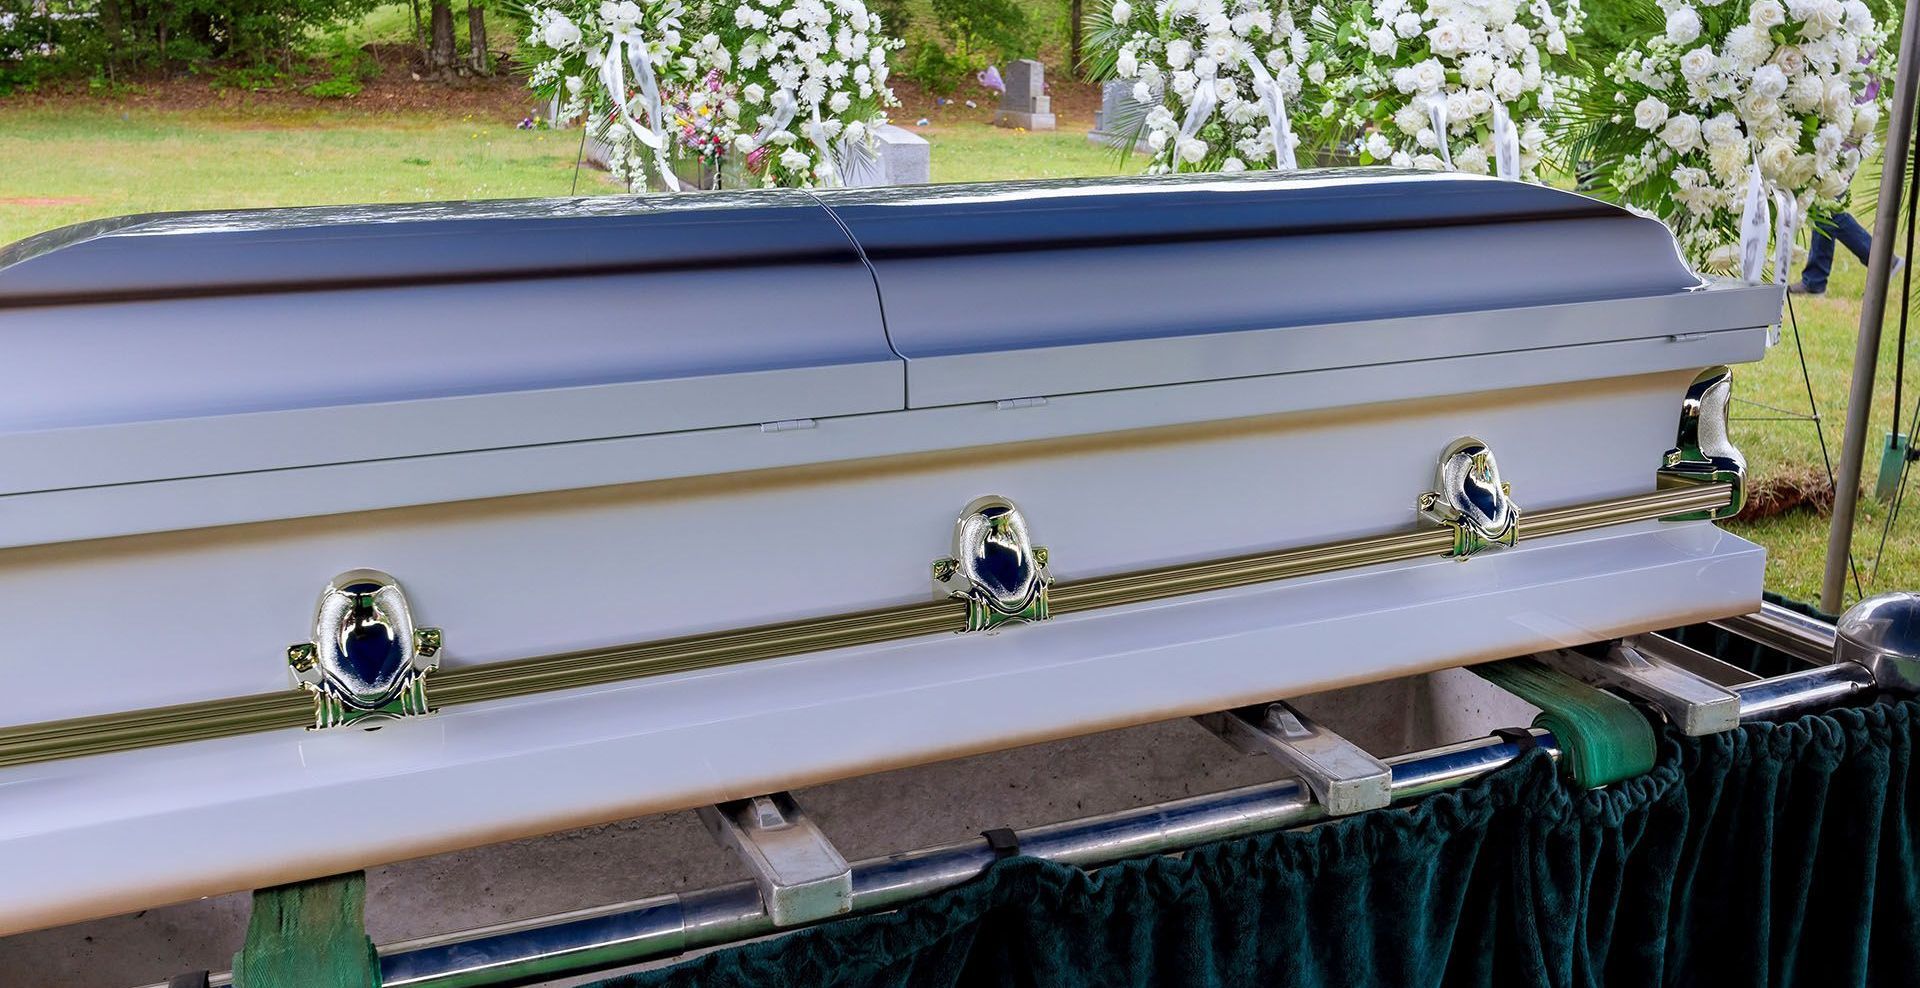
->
[1823, 0, 1920, 612]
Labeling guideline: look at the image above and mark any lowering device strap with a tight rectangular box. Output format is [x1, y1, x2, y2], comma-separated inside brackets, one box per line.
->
[230, 871, 378, 988]
[1473, 658, 1658, 788]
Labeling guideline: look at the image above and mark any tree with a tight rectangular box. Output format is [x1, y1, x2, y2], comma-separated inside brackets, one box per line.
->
[466, 0, 487, 75]
[427, 0, 456, 76]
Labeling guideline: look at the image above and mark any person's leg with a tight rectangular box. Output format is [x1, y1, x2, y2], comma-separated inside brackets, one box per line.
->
[1831, 211, 1874, 265]
[1797, 220, 1837, 293]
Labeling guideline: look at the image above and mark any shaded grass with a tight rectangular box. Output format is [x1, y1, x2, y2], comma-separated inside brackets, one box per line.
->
[0, 100, 1911, 606]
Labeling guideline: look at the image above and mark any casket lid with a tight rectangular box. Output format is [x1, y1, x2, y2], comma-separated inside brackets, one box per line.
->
[814, 171, 1774, 407]
[0, 190, 901, 498]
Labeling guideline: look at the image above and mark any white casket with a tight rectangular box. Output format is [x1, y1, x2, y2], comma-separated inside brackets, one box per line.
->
[0, 170, 1781, 933]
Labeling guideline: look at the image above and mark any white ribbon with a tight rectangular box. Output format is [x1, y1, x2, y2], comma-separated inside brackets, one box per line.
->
[597, 28, 684, 190]
[837, 128, 886, 187]
[1172, 73, 1218, 173]
[1491, 102, 1520, 180]
[1771, 188, 1799, 286]
[1739, 152, 1770, 285]
[1427, 98, 1453, 169]
[801, 106, 841, 187]
[1239, 55, 1297, 171]
[749, 89, 800, 150]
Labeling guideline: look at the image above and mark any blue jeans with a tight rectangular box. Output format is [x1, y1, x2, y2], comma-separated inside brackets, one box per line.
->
[1801, 211, 1872, 292]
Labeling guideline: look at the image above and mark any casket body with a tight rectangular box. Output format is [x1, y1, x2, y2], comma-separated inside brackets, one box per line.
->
[0, 172, 1778, 932]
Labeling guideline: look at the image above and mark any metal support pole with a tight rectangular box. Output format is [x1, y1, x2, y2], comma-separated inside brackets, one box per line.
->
[1823, 0, 1920, 612]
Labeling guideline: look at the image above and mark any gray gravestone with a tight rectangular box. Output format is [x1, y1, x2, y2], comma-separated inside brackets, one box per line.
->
[993, 59, 1057, 131]
[1088, 79, 1151, 152]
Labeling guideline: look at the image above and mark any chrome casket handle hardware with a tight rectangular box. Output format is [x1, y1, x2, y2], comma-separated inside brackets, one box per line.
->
[1419, 436, 1520, 559]
[1657, 365, 1747, 521]
[287, 569, 441, 730]
[933, 495, 1052, 633]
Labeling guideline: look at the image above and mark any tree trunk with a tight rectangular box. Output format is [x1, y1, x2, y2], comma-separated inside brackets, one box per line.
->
[467, 1, 489, 75]
[428, 1, 457, 76]
[410, 0, 425, 68]
[99, 0, 122, 82]
[1069, 0, 1083, 78]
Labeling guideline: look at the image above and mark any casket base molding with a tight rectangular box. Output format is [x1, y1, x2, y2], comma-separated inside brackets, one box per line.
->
[0, 516, 1760, 936]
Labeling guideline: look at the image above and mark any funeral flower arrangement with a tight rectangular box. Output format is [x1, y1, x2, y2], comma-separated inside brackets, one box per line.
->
[1091, 0, 1311, 173]
[520, 0, 899, 188]
[1562, 0, 1890, 274]
[713, 0, 900, 187]
[1298, 0, 1583, 179]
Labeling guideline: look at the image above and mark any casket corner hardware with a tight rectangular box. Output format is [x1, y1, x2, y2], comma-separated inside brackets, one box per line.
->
[1657, 365, 1746, 521]
[286, 568, 442, 731]
[1419, 436, 1520, 559]
[933, 494, 1052, 633]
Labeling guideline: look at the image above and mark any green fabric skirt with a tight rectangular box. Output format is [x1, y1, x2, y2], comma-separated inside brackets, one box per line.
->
[595, 700, 1920, 988]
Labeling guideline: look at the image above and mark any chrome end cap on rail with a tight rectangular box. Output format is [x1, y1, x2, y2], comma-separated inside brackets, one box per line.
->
[1835, 591, 1920, 694]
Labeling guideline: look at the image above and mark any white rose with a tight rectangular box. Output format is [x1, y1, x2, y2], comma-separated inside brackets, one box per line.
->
[1177, 135, 1207, 163]
[1665, 6, 1702, 45]
[1750, 0, 1786, 27]
[1111, 0, 1132, 22]
[1416, 126, 1438, 149]
[829, 91, 851, 113]
[1634, 95, 1670, 130]
[1445, 91, 1470, 123]
[1503, 23, 1529, 50]
[1823, 78, 1854, 119]
[1390, 150, 1414, 167]
[1369, 27, 1397, 56]
[1485, 67, 1521, 102]
[1427, 23, 1463, 55]
[1412, 58, 1445, 92]
[1365, 131, 1394, 159]
[1804, 0, 1844, 35]
[1116, 48, 1138, 77]
[1394, 11, 1421, 37]
[1307, 61, 1327, 84]
[1221, 156, 1246, 171]
[1413, 152, 1446, 170]
[1547, 29, 1567, 54]
[1467, 88, 1493, 114]
[1166, 40, 1193, 69]
[1661, 112, 1703, 152]
[1132, 80, 1152, 103]
[780, 148, 811, 171]
[1393, 67, 1419, 93]
[1772, 45, 1807, 77]
[541, 13, 582, 50]
[1680, 45, 1717, 80]
[564, 75, 584, 94]
[1854, 102, 1879, 138]
[745, 82, 766, 103]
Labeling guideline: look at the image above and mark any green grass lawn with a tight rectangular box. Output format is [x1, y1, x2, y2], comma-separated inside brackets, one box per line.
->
[0, 101, 1913, 608]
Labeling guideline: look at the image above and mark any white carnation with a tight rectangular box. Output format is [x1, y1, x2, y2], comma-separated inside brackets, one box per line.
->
[1665, 6, 1702, 45]
[1366, 131, 1394, 159]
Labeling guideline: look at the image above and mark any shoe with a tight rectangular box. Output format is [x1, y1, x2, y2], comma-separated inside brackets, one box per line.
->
[1788, 280, 1825, 295]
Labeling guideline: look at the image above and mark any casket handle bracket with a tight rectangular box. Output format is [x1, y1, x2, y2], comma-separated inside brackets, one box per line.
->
[286, 569, 442, 731]
[1419, 436, 1520, 559]
[933, 495, 1052, 633]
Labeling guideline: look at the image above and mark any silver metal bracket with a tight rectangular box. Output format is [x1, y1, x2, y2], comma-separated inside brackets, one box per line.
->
[1419, 436, 1520, 559]
[287, 569, 442, 731]
[1657, 365, 1746, 520]
[1197, 702, 1393, 815]
[697, 792, 852, 927]
[933, 494, 1052, 632]
[1536, 636, 1742, 736]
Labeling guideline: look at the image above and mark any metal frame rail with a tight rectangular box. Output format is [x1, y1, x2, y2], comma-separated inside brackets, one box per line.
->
[140, 602, 1907, 988]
